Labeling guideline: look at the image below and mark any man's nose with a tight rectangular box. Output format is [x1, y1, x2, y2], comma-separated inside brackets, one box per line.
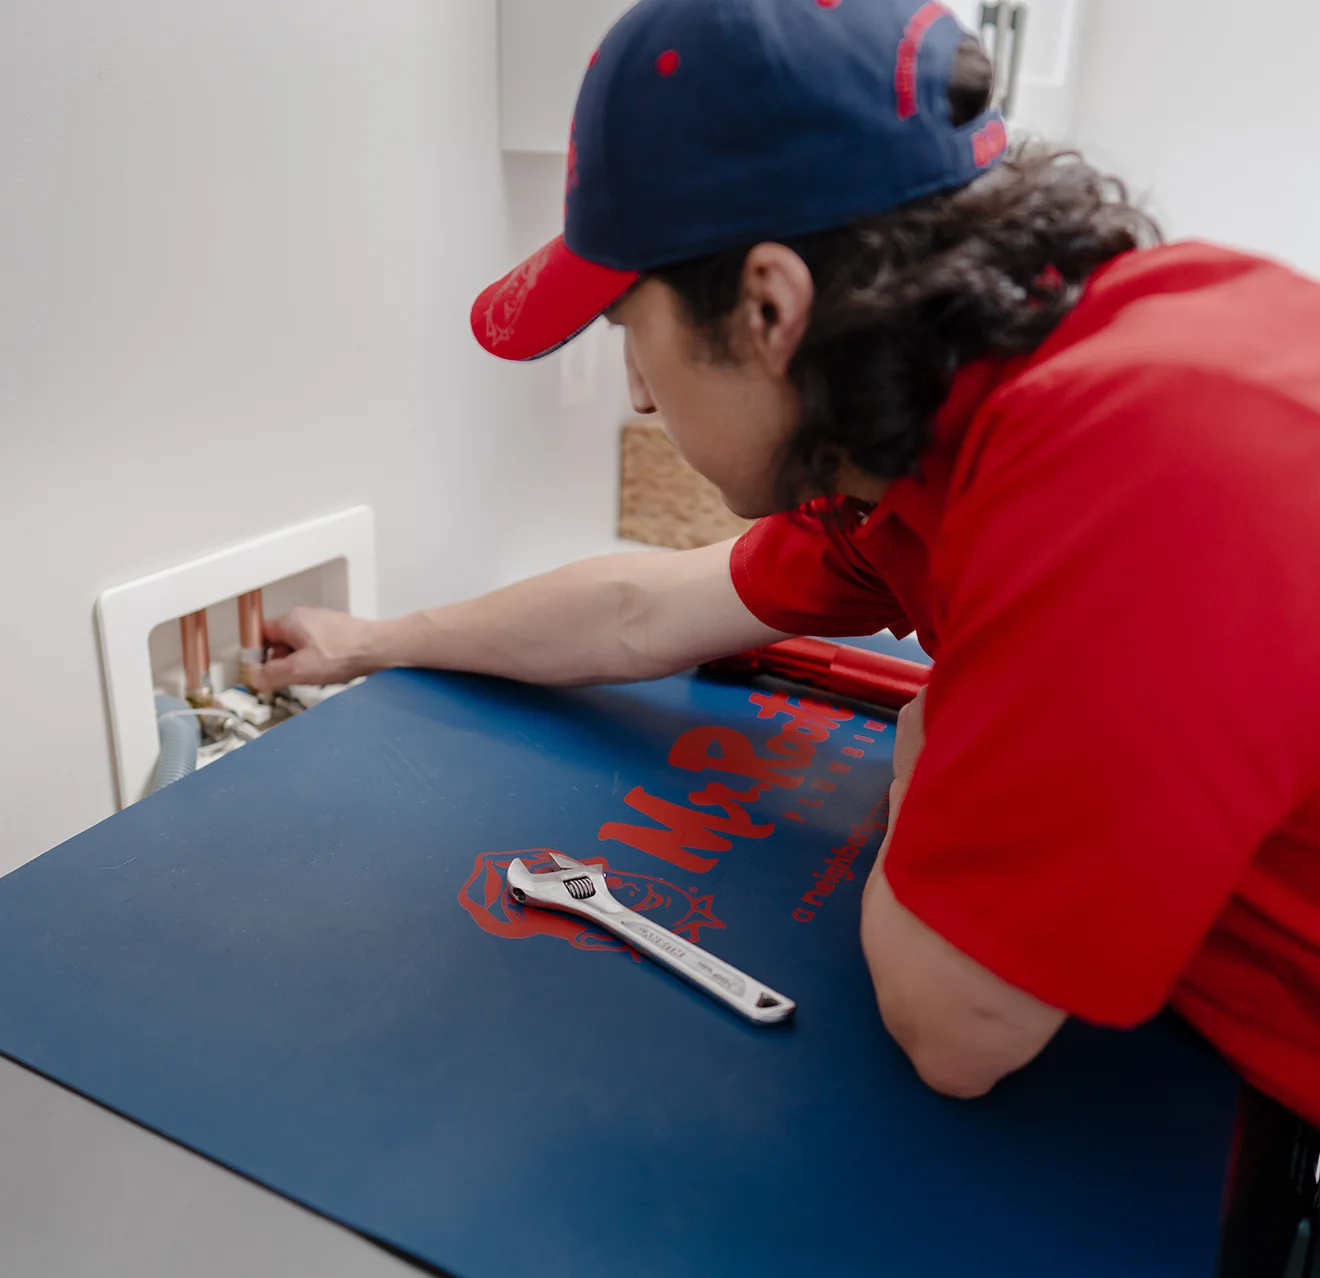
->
[629, 383, 657, 415]
[624, 335, 657, 415]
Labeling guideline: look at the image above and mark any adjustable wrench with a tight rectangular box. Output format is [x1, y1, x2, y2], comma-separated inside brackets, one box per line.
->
[506, 852, 796, 1026]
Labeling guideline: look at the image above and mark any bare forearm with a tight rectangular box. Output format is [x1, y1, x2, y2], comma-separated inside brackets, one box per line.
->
[369, 555, 655, 685]
[872, 776, 909, 867]
[364, 541, 785, 687]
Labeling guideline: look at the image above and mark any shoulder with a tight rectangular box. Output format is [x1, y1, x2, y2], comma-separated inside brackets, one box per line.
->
[954, 243, 1320, 502]
[930, 244, 1320, 671]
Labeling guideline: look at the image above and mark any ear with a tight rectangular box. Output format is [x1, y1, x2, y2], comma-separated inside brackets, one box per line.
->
[737, 243, 814, 377]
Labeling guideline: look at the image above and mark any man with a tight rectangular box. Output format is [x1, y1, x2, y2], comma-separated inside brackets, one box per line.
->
[252, 0, 1320, 1187]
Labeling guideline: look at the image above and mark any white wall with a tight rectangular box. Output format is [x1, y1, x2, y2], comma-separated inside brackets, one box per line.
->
[496, 152, 632, 583]
[32, 0, 1317, 873]
[1070, 0, 1320, 279]
[0, 0, 625, 872]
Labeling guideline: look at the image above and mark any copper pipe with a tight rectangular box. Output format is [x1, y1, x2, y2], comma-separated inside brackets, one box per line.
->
[180, 610, 214, 708]
[238, 589, 265, 689]
[238, 590, 264, 650]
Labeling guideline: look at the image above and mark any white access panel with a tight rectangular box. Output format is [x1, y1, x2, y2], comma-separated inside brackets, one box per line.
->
[96, 507, 377, 810]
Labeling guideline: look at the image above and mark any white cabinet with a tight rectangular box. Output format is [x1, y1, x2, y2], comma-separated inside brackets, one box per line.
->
[498, 0, 1085, 155]
[944, 0, 987, 32]
[500, 0, 632, 153]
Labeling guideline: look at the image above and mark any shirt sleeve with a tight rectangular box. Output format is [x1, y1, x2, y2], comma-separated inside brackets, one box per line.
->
[883, 366, 1319, 1027]
[731, 497, 913, 638]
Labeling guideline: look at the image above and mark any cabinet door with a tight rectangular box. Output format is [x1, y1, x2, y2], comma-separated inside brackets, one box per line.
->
[501, 0, 633, 152]
[971, 0, 1086, 140]
[944, 0, 986, 31]
[1011, 0, 1085, 139]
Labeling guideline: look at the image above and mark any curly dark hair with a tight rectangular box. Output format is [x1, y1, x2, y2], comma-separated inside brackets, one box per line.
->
[651, 38, 1161, 500]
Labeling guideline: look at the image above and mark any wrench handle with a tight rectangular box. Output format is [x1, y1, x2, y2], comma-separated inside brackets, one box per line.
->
[606, 913, 796, 1025]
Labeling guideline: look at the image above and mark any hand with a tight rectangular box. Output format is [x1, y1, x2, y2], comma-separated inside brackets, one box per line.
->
[246, 607, 383, 693]
[892, 686, 927, 789]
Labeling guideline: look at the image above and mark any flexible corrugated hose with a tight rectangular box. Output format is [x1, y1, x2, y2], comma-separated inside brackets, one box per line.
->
[151, 693, 201, 793]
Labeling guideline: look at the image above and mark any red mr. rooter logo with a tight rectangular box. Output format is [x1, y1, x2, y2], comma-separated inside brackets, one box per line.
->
[458, 850, 726, 959]
[597, 691, 857, 873]
[459, 691, 878, 950]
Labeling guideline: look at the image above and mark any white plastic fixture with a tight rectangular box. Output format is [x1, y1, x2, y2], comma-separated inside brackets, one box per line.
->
[96, 506, 377, 809]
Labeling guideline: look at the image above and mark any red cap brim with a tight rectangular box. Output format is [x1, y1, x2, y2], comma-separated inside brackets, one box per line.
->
[470, 236, 639, 362]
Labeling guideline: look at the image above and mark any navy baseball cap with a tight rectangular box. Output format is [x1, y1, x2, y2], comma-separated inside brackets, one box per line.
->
[472, 0, 1007, 362]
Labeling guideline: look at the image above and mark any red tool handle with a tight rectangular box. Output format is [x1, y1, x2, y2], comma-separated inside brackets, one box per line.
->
[703, 636, 929, 711]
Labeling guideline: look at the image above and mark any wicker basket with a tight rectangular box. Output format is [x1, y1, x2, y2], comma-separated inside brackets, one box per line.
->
[617, 418, 754, 550]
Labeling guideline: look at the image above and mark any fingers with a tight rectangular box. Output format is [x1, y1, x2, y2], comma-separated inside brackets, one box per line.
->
[897, 687, 926, 734]
[251, 610, 314, 692]
[247, 651, 304, 693]
[892, 688, 928, 788]
[248, 607, 361, 692]
[262, 612, 306, 649]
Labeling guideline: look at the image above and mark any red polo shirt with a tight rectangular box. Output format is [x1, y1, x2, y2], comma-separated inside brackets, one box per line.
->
[731, 243, 1320, 1125]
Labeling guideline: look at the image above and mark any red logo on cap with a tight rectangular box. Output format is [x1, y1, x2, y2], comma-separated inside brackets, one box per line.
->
[972, 117, 1008, 167]
[484, 244, 551, 349]
[565, 114, 580, 208]
[895, 1, 950, 120]
[458, 849, 726, 958]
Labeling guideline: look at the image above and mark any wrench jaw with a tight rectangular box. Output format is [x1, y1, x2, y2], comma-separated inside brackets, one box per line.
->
[506, 855, 615, 919]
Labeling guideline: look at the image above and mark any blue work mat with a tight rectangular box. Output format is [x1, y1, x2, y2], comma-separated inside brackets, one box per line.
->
[0, 648, 1238, 1276]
